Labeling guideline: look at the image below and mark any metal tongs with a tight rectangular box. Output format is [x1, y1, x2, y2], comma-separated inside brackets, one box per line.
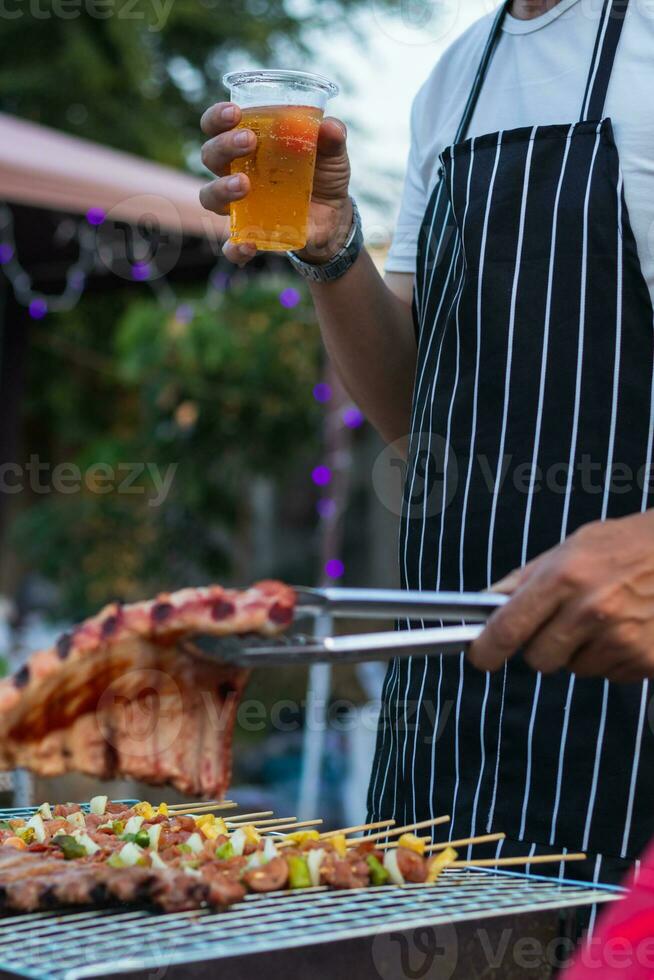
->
[188, 588, 507, 667]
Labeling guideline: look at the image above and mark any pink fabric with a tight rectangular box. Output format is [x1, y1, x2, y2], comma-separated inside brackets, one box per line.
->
[565, 844, 654, 978]
[0, 112, 226, 239]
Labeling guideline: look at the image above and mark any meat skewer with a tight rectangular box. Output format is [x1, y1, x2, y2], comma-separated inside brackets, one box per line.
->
[0, 798, 586, 915]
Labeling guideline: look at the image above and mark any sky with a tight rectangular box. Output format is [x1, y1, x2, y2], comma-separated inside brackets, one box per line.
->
[308, 0, 492, 239]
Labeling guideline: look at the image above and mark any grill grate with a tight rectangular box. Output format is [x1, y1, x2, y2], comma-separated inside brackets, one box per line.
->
[0, 802, 138, 822]
[0, 802, 623, 980]
[0, 869, 621, 980]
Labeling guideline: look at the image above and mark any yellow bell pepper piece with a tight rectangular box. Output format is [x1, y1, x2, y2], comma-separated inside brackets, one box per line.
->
[242, 824, 262, 846]
[195, 815, 224, 840]
[157, 803, 169, 816]
[426, 847, 458, 884]
[330, 834, 347, 858]
[134, 802, 156, 820]
[286, 830, 321, 846]
[397, 833, 427, 856]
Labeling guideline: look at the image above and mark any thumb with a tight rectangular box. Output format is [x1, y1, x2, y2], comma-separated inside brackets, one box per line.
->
[317, 117, 348, 157]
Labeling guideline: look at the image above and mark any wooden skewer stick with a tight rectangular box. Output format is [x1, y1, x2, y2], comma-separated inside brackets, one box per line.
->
[168, 800, 235, 809]
[227, 816, 295, 828]
[425, 832, 506, 853]
[377, 837, 429, 851]
[452, 852, 586, 869]
[320, 820, 395, 840]
[266, 819, 323, 833]
[224, 811, 275, 824]
[346, 815, 450, 847]
[168, 801, 238, 813]
[265, 820, 325, 839]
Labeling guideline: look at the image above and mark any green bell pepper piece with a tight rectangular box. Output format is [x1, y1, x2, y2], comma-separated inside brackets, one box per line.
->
[54, 835, 87, 860]
[366, 854, 390, 886]
[287, 854, 311, 889]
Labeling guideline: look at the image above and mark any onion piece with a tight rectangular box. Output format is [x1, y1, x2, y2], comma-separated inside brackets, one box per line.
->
[263, 838, 278, 863]
[124, 815, 144, 836]
[77, 832, 100, 856]
[307, 848, 325, 888]
[245, 850, 264, 870]
[230, 828, 247, 857]
[186, 832, 204, 855]
[67, 811, 86, 829]
[38, 802, 52, 821]
[26, 813, 46, 844]
[118, 842, 143, 867]
[150, 852, 168, 871]
[383, 849, 405, 886]
[147, 824, 162, 851]
[89, 795, 108, 816]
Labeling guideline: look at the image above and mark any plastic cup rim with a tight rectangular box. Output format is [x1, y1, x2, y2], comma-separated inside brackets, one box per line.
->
[222, 69, 339, 99]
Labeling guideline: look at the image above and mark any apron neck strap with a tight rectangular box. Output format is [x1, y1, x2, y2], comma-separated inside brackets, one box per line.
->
[454, 1, 510, 144]
[581, 0, 630, 121]
[454, 0, 630, 143]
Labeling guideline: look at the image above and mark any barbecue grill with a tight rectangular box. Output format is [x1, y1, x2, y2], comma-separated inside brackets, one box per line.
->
[0, 807, 622, 980]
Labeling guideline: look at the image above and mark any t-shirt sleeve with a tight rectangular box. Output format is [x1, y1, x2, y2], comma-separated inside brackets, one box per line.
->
[385, 97, 428, 276]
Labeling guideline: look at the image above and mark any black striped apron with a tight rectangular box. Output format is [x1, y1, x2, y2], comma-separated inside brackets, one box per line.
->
[368, 0, 654, 889]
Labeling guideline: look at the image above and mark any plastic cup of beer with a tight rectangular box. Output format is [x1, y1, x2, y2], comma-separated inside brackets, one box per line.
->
[222, 69, 339, 252]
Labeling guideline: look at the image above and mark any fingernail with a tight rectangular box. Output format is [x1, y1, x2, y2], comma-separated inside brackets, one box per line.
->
[222, 105, 236, 121]
[227, 175, 242, 192]
[239, 244, 254, 256]
[234, 130, 252, 147]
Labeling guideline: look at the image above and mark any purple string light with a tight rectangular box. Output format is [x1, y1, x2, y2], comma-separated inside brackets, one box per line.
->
[313, 383, 332, 404]
[28, 298, 48, 320]
[211, 270, 230, 291]
[279, 287, 301, 309]
[343, 406, 365, 429]
[175, 303, 195, 324]
[69, 270, 85, 289]
[311, 465, 332, 487]
[325, 558, 345, 580]
[316, 498, 336, 519]
[86, 208, 106, 226]
[0, 243, 14, 264]
[131, 262, 151, 282]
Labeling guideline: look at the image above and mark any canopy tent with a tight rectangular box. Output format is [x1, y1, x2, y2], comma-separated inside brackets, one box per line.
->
[0, 112, 226, 239]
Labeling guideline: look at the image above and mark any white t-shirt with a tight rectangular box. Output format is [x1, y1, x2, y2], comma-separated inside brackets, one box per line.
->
[386, 0, 654, 308]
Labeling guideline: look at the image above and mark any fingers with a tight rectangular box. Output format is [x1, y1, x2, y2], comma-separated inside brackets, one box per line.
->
[199, 102, 259, 264]
[468, 566, 566, 673]
[200, 172, 251, 216]
[200, 102, 242, 137]
[521, 599, 596, 675]
[490, 555, 541, 595]
[317, 117, 348, 157]
[490, 567, 527, 595]
[222, 239, 257, 267]
[201, 128, 256, 178]
[568, 642, 633, 681]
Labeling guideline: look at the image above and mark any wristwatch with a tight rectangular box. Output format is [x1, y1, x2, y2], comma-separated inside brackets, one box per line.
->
[286, 198, 363, 283]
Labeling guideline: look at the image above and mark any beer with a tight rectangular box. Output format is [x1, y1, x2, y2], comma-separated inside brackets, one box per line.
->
[230, 104, 323, 251]
[223, 70, 339, 253]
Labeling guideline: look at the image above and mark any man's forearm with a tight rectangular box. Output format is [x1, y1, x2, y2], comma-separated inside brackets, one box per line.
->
[308, 249, 417, 446]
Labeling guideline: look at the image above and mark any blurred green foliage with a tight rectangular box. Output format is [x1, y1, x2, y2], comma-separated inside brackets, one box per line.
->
[12, 279, 322, 618]
[0, 0, 391, 166]
[2, 1, 395, 616]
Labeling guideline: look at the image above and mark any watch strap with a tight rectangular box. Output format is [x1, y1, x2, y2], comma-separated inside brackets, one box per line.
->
[286, 198, 363, 283]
